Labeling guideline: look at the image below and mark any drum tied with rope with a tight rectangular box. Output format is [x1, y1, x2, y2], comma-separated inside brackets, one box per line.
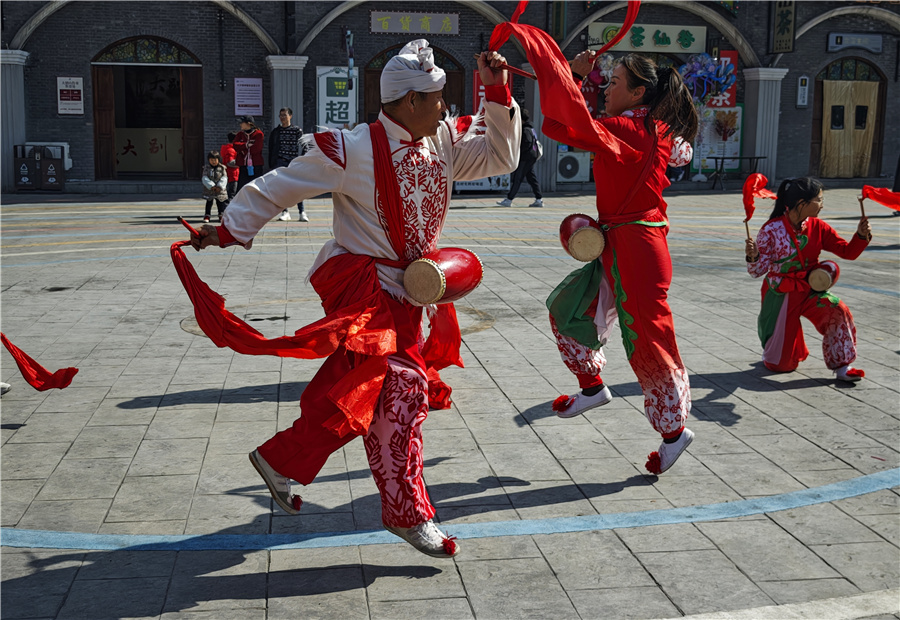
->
[808, 260, 840, 292]
[403, 248, 484, 305]
[559, 213, 606, 262]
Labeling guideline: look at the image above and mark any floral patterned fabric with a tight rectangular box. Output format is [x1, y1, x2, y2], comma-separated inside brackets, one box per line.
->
[749, 215, 868, 371]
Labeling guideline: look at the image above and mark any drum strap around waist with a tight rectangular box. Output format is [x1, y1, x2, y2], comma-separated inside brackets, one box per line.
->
[598, 209, 669, 231]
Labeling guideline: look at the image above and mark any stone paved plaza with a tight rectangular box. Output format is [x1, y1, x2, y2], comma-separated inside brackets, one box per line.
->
[1, 187, 898, 619]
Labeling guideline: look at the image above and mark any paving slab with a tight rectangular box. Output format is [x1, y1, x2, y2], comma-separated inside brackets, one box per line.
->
[2, 191, 897, 619]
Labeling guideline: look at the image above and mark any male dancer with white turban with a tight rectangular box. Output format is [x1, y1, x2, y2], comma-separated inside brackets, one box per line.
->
[191, 40, 520, 558]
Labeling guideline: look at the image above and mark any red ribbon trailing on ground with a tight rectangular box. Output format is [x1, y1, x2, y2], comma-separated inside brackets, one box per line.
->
[861, 185, 900, 211]
[487, 0, 642, 165]
[742, 172, 777, 222]
[1, 333, 78, 391]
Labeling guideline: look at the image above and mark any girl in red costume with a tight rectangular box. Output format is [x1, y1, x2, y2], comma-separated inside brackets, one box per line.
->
[545, 53, 697, 475]
[745, 177, 871, 380]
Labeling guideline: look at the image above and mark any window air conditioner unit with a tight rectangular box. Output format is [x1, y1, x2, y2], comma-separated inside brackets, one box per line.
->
[556, 151, 591, 183]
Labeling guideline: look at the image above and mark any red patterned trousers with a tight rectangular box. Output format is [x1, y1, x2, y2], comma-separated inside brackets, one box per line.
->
[258, 296, 435, 528]
[551, 224, 690, 438]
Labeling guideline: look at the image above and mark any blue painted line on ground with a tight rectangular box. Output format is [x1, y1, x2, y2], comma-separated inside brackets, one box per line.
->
[3, 468, 896, 552]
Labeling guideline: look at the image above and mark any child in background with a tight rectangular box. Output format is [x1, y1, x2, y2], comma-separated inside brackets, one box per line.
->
[220, 132, 239, 202]
[201, 150, 228, 223]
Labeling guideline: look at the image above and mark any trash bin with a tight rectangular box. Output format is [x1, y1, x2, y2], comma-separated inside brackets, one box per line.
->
[38, 145, 65, 190]
[14, 145, 37, 190]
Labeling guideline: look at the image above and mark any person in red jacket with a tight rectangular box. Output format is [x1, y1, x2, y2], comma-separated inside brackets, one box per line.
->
[233, 116, 264, 189]
[544, 53, 698, 475]
[220, 132, 240, 201]
[745, 177, 871, 379]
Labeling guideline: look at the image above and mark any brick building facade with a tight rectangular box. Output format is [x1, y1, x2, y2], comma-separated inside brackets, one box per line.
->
[1, 1, 897, 192]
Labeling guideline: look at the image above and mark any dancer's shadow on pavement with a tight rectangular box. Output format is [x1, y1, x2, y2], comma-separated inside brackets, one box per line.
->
[516, 361, 835, 429]
[116, 381, 309, 409]
[2, 491, 440, 619]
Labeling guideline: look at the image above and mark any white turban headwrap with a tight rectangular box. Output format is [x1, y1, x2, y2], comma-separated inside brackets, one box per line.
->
[380, 39, 447, 104]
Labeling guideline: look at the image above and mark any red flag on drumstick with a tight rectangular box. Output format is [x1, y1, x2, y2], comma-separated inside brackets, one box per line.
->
[861, 185, 900, 211]
[742, 173, 776, 238]
[1, 333, 79, 391]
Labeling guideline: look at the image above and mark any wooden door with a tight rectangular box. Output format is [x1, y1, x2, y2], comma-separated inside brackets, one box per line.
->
[180, 66, 203, 179]
[92, 66, 116, 180]
[364, 68, 382, 124]
[442, 71, 464, 117]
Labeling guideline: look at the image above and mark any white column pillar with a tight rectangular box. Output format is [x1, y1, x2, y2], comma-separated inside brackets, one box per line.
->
[2, 50, 29, 192]
[743, 67, 789, 182]
[266, 55, 308, 130]
[523, 63, 557, 192]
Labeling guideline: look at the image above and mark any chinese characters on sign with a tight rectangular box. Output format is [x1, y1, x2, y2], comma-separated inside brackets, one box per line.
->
[115, 128, 182, 173]
[234, 78, 263, 116]
[769, 1, 795, 54]
[370, 11, 459, 35]
[588, 23, 706, 53]
[57, 77, 84, 115]
[317, 66, 358, 130]
[705, 51, 739, 108]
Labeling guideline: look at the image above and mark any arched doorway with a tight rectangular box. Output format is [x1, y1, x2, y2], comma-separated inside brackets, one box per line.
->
[811, 57, 885, 178]
[363, 45, 464, 125]
[91, 37, 203, 180]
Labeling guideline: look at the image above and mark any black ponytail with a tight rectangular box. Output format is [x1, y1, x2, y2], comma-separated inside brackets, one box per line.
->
[618, 54, 699, 143]
[768, 177, 825, 221]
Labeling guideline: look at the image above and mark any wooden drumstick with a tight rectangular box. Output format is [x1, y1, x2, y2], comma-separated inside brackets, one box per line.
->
[473, 54, 536, 80]
[858, 196, 866, 218]
[744, 220, 751, 240]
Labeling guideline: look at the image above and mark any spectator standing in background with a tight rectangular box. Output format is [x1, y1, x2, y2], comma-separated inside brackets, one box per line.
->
[234, 116, 264, 189]
[220, 132, 240, 202]
[497, 108, 543, 208]
[269, 107, 309, 222]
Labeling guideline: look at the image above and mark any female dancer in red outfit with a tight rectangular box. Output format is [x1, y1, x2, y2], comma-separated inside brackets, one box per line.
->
[545, 54, 698, 475]
[745, 177, 871, 380]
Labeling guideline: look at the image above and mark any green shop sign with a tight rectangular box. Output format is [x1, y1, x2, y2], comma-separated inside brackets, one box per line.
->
[587, 22, 706, 54]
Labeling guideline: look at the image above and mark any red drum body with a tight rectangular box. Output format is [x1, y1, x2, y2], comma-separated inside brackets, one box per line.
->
[404, 248, 484, 304]
[560, 213, 605, 262]
[808, 260, 840, 292]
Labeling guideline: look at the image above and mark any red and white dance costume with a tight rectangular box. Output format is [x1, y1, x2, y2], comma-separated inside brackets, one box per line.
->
[544, 107, 693, 439]
[217, 89, 520, 528]
[748, 215, 868, 373]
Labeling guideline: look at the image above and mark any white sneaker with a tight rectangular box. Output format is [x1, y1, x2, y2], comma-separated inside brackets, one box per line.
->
[298, 211, 309, 222]
[277, 209, 291, 221]
[496, 198, 512, 207]
[529, 199, 543, 208]
[249, 450, 302, 514]
[0, 382, 10, 395]
[645, 428, 694, 475]
[385, 519, 459, 558]
[552, 385, 613, 418]
[835, 365, 865, 382]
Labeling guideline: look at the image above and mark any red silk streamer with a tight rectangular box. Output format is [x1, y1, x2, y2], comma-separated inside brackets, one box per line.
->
[862, 185, 900, 211]
[742, 173, 777, 222]
[595, 0, 641, 55]
[488, 1, 640, 165]
[171, 238, 465, 431]
[1, 332, 78, 391]
[171, 240, 398, 436]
